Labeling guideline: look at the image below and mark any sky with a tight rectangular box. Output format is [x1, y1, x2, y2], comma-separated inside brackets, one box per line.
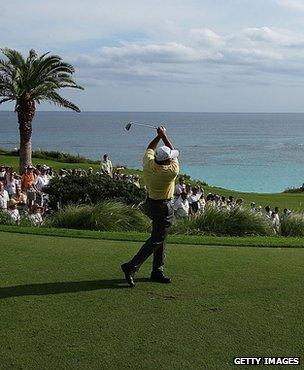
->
[1, 0, 304, 112]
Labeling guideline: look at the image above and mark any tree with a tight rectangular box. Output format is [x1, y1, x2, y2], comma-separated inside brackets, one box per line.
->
[0, 48, 84, 172]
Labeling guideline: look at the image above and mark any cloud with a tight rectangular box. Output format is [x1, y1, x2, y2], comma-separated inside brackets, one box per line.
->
[190, 28, 223, 47]
[65, 23, 304, 89]
[277, 0, 304, 11]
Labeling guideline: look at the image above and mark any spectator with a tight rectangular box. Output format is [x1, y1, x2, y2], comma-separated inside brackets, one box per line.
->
[7, 199, 20, 224]
[271, 207, 280, 234]
[174, 176, 186, 197]
[0, 181, 9, 210]
[282, 208, 292, 220]
[173, 192, 189, 218]
[87, 167, 94, 176]
[133, 175, 141, 188]
[235, 198, 244, 207]
[21, 165, 36, 191]
[11, 185, 27, 211]
[100, 154, 113, 177]
[250, 202, 256, 212]
[29, 204, 44, 226]
[188, 187, 203, 214]
[0, 165, 6, 181]
[221, 196, 227, 209]
[265, 205, 272, 220]
[5, 169, 19, 197]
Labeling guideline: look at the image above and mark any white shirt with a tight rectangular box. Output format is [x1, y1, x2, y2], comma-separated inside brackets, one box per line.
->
[188, 191, 203, 209]
[265, 211, 272, 220]
[5, 178, 18, 195]
[30, 212, 43, 226]
[174, 183, 185, 196]
[35, 175, 49, 192]
[8, 208, 20, 223]
[272, 213, 280, 226]
[173, 196, 189, 218]
[0, 190, 9, 209]
[100, 159, 113, 174]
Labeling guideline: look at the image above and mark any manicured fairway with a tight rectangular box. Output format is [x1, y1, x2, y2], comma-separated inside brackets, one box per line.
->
[0, 232, 303, 369]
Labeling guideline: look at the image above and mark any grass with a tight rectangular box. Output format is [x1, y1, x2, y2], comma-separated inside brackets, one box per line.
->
[172, 207, 273, 236]
[1, 223, 304, 248]
[0, 154, 142, 177]
[0, 231, 303, 369]
[46, 202, 150, 232]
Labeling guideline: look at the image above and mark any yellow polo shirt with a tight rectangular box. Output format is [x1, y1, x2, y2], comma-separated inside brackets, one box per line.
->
[143, 149, 179, 200]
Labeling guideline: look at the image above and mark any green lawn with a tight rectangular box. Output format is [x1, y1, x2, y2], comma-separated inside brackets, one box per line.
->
[1, 224, 304, 247]
[1, 231, 303, 369]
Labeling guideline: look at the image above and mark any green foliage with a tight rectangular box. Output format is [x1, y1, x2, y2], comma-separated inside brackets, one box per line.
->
[44, 174, 146, 208]
[283, 187, 304, 194]
[171, 207, 273, 236]
[280, 213, 304, 237]
[32, 150, 98, 164]
[0, 210, 12, 225]
[0, 148, 99, 164]
[45, 202, 150, 232]
[0, 48, 83, 110]
[44, 205, 93, 230]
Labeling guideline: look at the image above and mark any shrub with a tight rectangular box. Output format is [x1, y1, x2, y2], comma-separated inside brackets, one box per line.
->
[45, 201, 150, 232]
[283, 187, 304, 193]
[90, 201, 149, 231]
[171, 207, 273, 236]
[44, 205, 93, 229]
[0, 210, 13, 225]
[280, 213, 304, 237]
[44, 174, 146, 208]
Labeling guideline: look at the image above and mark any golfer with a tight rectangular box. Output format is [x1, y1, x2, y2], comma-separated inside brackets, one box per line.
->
[121, 126, 179, 287]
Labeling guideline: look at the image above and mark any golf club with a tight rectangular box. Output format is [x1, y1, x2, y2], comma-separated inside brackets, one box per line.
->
[125, 121, 158, 131]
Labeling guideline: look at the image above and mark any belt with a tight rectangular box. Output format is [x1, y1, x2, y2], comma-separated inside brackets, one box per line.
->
[147, 197, 171, 202]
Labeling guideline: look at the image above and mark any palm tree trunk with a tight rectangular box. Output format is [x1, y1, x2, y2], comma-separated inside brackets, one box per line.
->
[16, 99, 36, 173]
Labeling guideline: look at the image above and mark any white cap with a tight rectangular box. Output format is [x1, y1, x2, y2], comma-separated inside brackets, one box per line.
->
[155, 146, 179, 162]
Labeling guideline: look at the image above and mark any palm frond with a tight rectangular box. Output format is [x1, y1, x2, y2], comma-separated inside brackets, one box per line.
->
[0, 48, 83, 110]
[41, 91, 81, 112]
[0, 97, 14, 104]
[1, 48, 25, 70]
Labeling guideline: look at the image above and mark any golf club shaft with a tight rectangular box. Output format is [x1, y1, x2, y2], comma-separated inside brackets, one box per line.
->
[132, 122, 157, 129]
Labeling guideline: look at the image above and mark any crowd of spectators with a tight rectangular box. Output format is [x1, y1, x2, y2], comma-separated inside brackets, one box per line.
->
[0, 153, 141, 225]
[172, 176, 292, 234]
[0, 164, 49, 225]
[0, 155, 293, 233]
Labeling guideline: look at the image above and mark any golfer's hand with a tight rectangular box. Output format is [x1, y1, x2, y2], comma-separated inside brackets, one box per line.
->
[157, 126, 167, 137]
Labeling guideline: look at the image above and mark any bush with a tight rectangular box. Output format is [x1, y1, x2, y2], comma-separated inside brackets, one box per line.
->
[280, 213, 304, 237]
[31, 150, 99, 164]
[171, 207, 273, 236]
[44, 205, 93, 229]
[283, 187, 304, 193]
[44, 174, 146, 208]
[45, 201, 150, 232]
[0, 210, 13, 225]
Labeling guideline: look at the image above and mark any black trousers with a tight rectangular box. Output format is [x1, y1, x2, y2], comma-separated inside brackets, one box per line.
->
[127, 198, 174, 273]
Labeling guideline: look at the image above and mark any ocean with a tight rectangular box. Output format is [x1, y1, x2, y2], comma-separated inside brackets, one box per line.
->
[1, 111, 304, 193]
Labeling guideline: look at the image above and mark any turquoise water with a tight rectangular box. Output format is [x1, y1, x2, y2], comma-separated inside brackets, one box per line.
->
[1, 111, 304, 193]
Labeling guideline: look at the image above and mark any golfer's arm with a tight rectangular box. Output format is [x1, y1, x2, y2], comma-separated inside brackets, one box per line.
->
[147, 135, 161, 150]
[161, 133, 174, 150]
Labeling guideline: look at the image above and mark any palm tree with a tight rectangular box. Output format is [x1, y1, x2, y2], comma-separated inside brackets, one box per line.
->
[0, 48, 84, 172]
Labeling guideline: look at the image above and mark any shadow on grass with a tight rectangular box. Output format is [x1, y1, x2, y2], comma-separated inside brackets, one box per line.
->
[0, 278, 151, 299]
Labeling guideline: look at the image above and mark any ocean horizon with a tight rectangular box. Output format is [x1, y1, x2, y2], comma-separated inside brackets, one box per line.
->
[1, 111, 304, 193]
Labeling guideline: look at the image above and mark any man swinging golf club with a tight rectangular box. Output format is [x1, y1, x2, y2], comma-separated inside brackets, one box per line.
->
[121, 126, 179, 287]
